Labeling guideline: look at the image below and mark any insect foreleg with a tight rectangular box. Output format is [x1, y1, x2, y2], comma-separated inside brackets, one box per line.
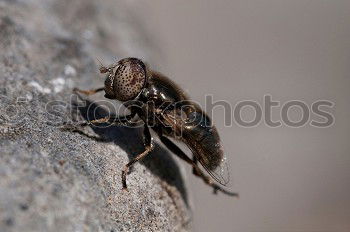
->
[73, 87, 104, 96]
[63, 112, 136, 128]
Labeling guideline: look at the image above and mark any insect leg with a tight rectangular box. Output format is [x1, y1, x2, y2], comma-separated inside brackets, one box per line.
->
[192, 156, 199, 175]
[121, 126, 154, 190]
[61, 112, 137, 131]
[159, 136, 238, 197]
[75, 114, 136, 127]
[73, 87, 104, 95]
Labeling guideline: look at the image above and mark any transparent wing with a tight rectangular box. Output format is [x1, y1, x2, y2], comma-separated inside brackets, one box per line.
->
[202, 155, 230, 186]
[185, 131, 231, 186]
[180, 110, 231, 186]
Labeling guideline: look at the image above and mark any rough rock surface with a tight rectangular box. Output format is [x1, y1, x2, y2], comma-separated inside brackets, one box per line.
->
[0, 0, 191, 231]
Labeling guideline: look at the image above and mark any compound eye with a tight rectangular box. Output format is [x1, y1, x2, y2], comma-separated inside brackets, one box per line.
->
[104, 73, 115, 99]
[114, 58, 146, 101]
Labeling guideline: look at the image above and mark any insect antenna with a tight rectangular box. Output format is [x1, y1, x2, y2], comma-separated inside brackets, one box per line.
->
[96, 57, 108, 74]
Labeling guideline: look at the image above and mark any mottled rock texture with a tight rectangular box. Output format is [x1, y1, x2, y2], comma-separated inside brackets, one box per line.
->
[0, 0, 191, 231]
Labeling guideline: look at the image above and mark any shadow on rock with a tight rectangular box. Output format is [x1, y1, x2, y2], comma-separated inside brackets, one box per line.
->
[69, 94, 189, 207]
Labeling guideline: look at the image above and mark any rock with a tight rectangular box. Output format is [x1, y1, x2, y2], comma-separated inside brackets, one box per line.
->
[0, 1, 191, 231]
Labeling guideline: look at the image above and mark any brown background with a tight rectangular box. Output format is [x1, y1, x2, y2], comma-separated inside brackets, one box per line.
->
[127, 1, 349, 231]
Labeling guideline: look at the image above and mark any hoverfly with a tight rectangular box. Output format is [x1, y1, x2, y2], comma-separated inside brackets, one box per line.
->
[69, 58, 238, 196]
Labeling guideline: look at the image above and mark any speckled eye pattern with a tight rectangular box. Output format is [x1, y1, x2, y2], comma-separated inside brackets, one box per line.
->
[104, 73, 115, 99]
[114, 59, 146, 101]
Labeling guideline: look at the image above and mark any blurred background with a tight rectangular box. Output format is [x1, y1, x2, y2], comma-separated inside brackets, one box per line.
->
[1, 0, 349, 231]
[127, 1, 350, 231]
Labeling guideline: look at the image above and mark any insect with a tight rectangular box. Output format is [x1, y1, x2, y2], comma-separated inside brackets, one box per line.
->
[69, 57, 238, 196]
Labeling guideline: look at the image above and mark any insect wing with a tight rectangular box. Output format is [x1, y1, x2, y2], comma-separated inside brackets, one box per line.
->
[185, 130, 231, 186]
[182, 111, 230, 186]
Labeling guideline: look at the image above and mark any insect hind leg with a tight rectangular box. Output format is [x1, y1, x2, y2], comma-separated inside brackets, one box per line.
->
[159, 135, 238, 197]
[192, 156, 200, 175]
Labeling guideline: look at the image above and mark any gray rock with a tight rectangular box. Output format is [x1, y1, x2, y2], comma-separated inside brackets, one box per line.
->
[0, 0, 191, 231]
